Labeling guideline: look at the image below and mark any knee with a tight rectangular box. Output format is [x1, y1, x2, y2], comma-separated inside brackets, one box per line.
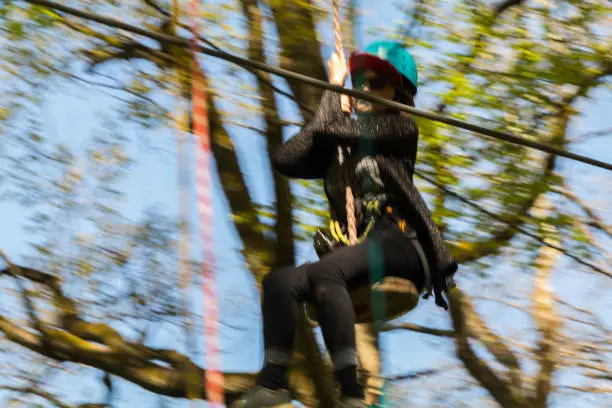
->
[308, 262, 345, 289]
[312, 282, 341, 303]
[262, 265, 306, 300]
[308, 264, 347, 303]
[262, 267, 292, 296]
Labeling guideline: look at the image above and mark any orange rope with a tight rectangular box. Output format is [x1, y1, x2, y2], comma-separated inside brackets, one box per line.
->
[332, 0, 351, 114]
[187, 1, 224, 405]
[332, 0, 357, 245]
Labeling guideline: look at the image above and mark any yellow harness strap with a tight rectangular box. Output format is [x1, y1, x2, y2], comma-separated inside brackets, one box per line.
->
[329, 200, 383, 246]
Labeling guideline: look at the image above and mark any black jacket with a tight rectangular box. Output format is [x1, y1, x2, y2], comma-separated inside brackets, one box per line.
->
[272, 91, 458, 309]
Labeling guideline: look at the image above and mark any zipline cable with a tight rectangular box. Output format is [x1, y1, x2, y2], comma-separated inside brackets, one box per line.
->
[25, 0, 612, 172]
[414, 171, 611, 278]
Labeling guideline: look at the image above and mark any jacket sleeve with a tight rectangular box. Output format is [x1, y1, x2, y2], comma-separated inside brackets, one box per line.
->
[271, 91, 344, 179]
[316, 108, 419, 155]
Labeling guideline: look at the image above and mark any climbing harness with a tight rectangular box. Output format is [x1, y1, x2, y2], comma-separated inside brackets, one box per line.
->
[329, 200, 381, 246]
[187, 0, 224, 405]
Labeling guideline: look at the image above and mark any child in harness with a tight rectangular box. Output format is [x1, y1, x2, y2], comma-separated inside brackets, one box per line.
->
[232, 41, 457, 408]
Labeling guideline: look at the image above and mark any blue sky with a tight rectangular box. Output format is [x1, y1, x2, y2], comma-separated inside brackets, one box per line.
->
[1, 0, 611, 407]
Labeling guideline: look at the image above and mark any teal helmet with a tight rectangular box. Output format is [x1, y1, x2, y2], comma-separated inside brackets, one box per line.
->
[349, 40, 418, 94]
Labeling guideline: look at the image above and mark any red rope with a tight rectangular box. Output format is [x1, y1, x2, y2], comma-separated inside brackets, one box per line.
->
[187, 1, 224, 405]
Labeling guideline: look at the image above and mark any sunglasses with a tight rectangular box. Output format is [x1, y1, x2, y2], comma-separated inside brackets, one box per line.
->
[352, 72, 391, 91]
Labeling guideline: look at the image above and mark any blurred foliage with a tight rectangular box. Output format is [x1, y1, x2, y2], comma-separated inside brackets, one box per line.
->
[0, 0, 610, 407]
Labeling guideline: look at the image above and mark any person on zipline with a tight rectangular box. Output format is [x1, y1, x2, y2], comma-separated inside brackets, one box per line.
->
[232, 41, 457, 408]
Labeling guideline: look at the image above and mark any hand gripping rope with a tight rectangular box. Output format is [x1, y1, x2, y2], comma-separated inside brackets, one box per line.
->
[187, 0, 224, 405]
[332, 0, 358, 246]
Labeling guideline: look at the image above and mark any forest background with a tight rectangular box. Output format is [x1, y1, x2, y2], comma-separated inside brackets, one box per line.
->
[0, 0, 610, 407]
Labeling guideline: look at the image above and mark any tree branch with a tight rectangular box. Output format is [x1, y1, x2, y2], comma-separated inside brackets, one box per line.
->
[191, 68, 274, 276]
[241, 0, 295, 270]
[572, 127, 612, 143]
[434, 0, 526, 116]
[494, 0, 524, 15]
[0, 385, 77, 408]
[0, 252, 65, 361]
[436, 66, 612, 271]
[385, 297, 526, 392]
[143, 0, 169, 17]
[40, 1, 272, 275]
[428, 0, 545, 263]
[0, 274, 256, 403]
[385, 368, 442, 382]
[448, 288, 526, 408]
[455, 63, 611, 266]
[0, 385, 109, 408]
[268, 0, 327, 117]
[552, 184, 612, 239]
[464, 299, 523, 394]
[0, 253, 47, 336]
[428, 2, 610, 269]
[355, 324, 383, 405]
[382, 322, 454, 338]
[416, 172, 611, 278]
[60, 11, 274, 276]
[529, 197, 562, 407]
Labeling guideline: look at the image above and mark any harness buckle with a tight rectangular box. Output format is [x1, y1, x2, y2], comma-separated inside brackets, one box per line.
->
[313, 228, 340, 258]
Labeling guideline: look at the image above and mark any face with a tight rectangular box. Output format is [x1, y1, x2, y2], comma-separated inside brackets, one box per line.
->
[351, 69, 396, 113]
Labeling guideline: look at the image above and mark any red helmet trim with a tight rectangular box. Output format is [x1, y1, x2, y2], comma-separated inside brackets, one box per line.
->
[348, 51, 404, 89]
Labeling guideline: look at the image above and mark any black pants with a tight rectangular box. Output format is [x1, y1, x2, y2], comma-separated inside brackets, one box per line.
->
[260, 215, 426, 372]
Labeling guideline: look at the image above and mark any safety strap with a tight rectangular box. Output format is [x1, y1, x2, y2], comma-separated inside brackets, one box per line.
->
[329, 200, 381, 245]
[410, 237, 432, 297]
[384, 207, 433, 297]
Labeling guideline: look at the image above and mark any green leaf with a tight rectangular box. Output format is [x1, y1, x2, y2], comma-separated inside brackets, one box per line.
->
[7, 19, 24, 39]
